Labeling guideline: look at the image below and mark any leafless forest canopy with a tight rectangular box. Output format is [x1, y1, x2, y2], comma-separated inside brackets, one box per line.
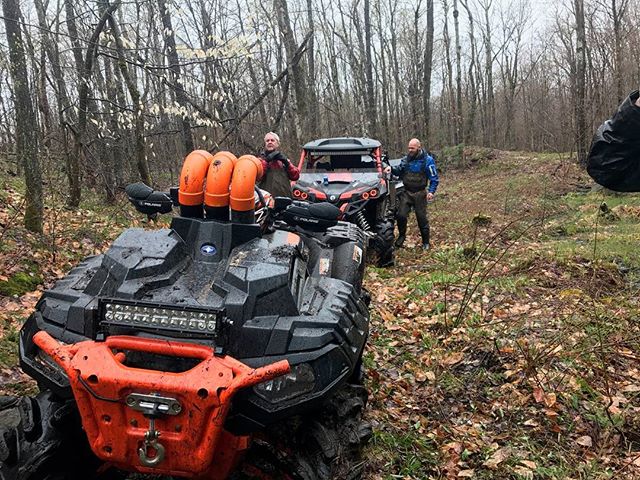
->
[0, 0, 639, 221]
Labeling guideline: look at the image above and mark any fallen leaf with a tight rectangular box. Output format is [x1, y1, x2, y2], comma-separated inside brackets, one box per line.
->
[442, 352, 464, 366]
[458, 470, 475, 478]
[576, 435, 593, 447]
[622, 384, 640, 393]
[608, 404, 622, 415]
[523, 419, 539, 427]
[533, 387, 545, 403]
[544, 392, 557, 408]
[484, 447, 510, 469]
[520, 460, 537, 469]
[415, 372, 427, 383]
[513, 466, 534, 479]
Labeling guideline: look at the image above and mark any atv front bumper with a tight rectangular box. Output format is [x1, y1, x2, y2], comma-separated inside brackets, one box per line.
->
[33, 331, 289, 478]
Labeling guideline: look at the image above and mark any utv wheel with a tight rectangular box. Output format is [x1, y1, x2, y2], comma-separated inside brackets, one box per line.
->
[369, 220, 395, 267]
[0, 391, 120, 480]
[236, 383, 372, 480]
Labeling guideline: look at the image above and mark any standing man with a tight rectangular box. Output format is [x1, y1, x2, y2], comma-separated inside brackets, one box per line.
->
[385, 138, 439, 250]
[258, 132, 300, 197]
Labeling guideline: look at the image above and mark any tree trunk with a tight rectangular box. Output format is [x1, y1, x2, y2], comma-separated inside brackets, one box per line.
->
[158, 0, 194, 155]
[108, 5, 151, 184]
[423, 0, 434, 144]
[453, 0, 463, 144]
[34, 0, 76, 197]
[3, 0, 43, 232]
[574, 0, 588, 165]
[481, 0, 495, 146]
[274, 0, 309, 143]
[460, 0, 477, 142]
[306, 0, 320, 138]
[443, 0, 457, 145]
[364, 0, 377, 137]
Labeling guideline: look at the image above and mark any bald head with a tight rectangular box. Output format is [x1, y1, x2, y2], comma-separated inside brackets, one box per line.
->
[408, 138, 422, 157]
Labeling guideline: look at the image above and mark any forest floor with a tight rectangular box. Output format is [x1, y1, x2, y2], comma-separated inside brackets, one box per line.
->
[2, 150, 640, 479]
[364, 150, 640, 479]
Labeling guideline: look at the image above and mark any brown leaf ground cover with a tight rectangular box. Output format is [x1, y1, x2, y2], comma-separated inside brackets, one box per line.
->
[2, 151, 640, 479]
[364, 151, 640, 479]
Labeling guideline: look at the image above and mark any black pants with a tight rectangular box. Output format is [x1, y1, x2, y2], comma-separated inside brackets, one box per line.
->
[396, 190, 430, 244]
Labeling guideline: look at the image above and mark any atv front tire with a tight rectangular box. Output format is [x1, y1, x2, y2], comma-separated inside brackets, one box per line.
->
[0, 391, 119, 480]
[237, 383, 372, 480]
[370, 219, 395, 267]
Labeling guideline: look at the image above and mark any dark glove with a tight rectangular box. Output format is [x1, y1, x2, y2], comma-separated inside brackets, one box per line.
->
[266, 150, 290, 167]
[265, 150, 284, 162]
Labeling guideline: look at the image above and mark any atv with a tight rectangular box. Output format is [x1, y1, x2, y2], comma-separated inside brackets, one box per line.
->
[293, 138, 396, 267]
[1, 151, 372, 479]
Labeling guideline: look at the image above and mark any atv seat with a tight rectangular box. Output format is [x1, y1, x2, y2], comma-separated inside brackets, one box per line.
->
[126, 182, 174, 216]
[281, 202, 342, 231]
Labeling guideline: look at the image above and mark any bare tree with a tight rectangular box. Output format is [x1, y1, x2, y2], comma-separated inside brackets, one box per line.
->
[3, 0, 43, 232]
[453, 0, 463, 143]
[574, 0, 588, 164]
[158, 0, 194, 155]
[423, 0, 435, 144]
[274, 0, 310, 144]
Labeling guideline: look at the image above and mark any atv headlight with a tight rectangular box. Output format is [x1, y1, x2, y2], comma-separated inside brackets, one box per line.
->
[254, 363, 315, 403]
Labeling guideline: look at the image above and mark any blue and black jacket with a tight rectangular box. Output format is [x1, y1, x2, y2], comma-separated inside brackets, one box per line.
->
[391, 149, 439, 193]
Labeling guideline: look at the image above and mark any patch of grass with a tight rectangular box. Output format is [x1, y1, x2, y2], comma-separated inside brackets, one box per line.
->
[369, 429, 439, 477]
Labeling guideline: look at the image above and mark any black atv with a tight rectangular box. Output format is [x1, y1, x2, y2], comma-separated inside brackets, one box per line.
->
[293, 138, 396, 267]
[0, 152, 371, 480]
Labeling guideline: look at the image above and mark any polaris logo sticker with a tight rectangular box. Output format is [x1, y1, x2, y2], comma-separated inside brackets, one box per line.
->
[200, 244, 217, 256]
[353, 245, 363, 264]
[294, 216, 320, 224]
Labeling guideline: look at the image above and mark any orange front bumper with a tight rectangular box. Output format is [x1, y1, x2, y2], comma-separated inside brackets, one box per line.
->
[33, 331, 289, 478]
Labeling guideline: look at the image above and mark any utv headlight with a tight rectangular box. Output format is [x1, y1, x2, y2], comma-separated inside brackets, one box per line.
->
[100, 299, 221, 336]
[254, 363, 315, 403]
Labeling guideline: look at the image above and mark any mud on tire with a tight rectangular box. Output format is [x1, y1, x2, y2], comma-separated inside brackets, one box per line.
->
[369, 219, 395, 268]
[237, 383, 372, 480]
[0, 391, 116, 480]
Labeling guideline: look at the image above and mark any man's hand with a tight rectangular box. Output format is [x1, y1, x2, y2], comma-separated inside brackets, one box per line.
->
[383, 166, 391, 174]
[426, 192, 435, 201]
[636, 96, 640, 107]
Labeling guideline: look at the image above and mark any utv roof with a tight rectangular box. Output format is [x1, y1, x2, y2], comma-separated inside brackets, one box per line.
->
[302, 137, 381, 155]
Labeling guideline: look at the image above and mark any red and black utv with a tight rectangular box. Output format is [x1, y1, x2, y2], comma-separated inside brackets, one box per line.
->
[293, 137, 396, 267]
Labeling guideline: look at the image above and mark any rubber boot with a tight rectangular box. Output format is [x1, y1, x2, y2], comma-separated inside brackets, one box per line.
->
[395, 218, 407, 248]
[420, 225, 430, 250]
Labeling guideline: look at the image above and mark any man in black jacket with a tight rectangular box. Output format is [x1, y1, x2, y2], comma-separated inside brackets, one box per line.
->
[587, 91, 640, 192]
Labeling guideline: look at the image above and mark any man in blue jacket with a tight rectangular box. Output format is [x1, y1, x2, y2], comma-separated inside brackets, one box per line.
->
[385, 138, 439, 250]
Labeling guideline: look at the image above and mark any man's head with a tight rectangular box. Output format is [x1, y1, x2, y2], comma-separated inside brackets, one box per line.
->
[264, 132, 280, 153]
[408, 138, 422, 157]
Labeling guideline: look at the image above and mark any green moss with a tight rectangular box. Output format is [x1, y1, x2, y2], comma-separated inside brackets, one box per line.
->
[0, 328, 19, 366]
[0, 271, 43, 297]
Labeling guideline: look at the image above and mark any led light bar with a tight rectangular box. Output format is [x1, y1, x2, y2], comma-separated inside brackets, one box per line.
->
[99, 299, 222, 336]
